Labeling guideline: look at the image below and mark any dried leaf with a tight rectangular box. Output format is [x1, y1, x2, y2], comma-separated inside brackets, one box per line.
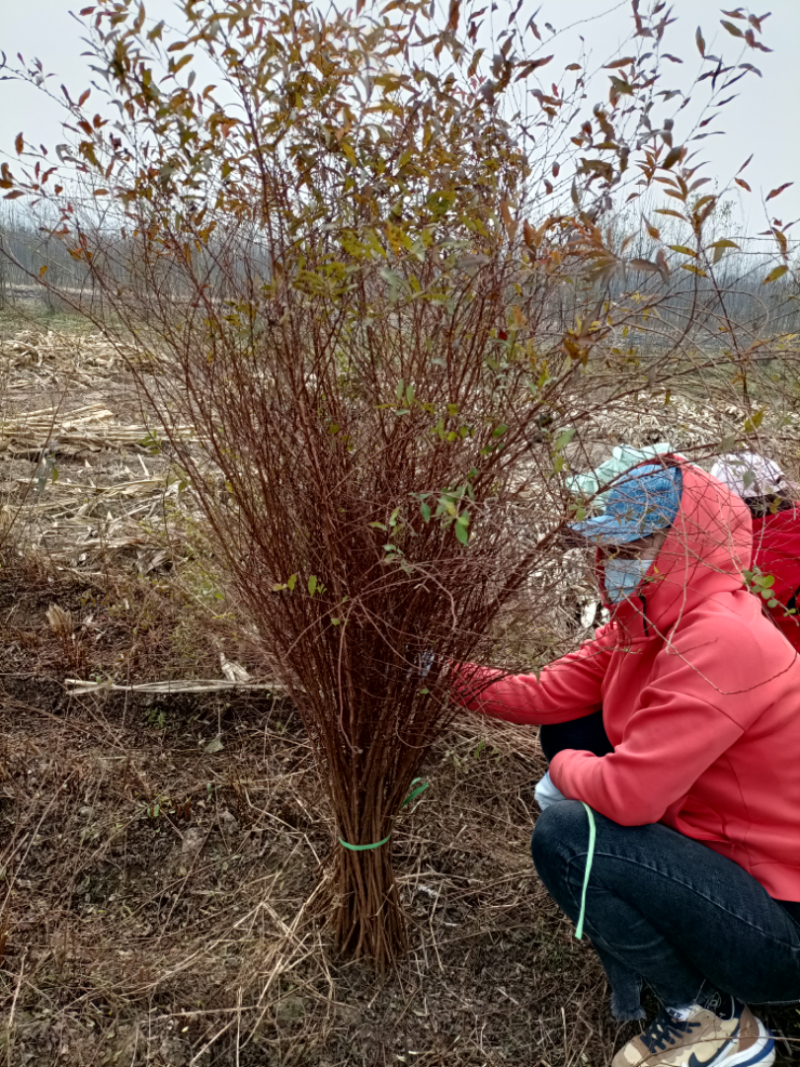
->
[630, 258, 661, 273]
[696, 26, 706, 56]
[655, 208, 687, 220]
[669, 245, 697, 257]
[766, 183, 793, 202]
[720, 19, 744, 38]
[46, 604, 75, 638]
[763, 265, 789, 284]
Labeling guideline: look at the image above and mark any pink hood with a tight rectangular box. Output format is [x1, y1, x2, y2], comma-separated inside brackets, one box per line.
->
[456, 460, 800, 901]
[596, 457, 752, 630]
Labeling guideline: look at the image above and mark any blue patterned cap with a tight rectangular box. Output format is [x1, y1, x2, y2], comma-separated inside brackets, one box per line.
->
[569, 463, 682, 544]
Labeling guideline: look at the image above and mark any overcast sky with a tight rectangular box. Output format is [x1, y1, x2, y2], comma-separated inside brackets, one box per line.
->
[1, 0, 798, 230]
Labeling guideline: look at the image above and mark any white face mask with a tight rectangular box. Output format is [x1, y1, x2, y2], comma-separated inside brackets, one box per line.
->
[604, 557, 653, 603]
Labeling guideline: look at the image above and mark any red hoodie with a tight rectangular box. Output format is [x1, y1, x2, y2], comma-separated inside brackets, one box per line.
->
[456, 460, 800, 902]
[752, 508, 800, 652]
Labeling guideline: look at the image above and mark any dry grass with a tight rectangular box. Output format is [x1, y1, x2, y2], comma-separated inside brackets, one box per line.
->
[0, 677, 621, 1067]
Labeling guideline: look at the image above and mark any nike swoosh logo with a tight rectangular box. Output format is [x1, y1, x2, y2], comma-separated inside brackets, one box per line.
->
[686, 1035, 735, 1067]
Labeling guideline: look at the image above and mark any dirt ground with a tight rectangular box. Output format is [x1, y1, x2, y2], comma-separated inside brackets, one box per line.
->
[0, 555, 621, 1067]
[0, 310, 799, 1066]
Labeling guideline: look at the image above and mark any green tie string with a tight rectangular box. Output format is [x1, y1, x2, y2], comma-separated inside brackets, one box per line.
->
[338, 779, 430, 852]
[574, 802, 597, 941]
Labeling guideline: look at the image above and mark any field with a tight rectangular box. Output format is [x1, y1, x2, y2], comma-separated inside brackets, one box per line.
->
[0, 307, 798, 1067]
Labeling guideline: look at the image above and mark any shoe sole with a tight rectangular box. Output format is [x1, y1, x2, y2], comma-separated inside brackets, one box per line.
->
[715, 1019, 776, 1067]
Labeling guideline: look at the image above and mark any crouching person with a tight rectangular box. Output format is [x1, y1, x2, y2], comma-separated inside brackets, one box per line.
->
[454, 459, 800, 1067]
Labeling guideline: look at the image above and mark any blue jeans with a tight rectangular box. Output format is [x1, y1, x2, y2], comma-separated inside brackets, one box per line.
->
[533, 713, 800, 1020]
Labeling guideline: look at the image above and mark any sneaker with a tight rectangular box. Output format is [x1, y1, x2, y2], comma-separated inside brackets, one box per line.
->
[611, 995, 775, 1067]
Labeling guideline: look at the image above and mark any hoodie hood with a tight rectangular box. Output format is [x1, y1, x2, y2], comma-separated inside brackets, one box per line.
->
[597, 457, 753, 635]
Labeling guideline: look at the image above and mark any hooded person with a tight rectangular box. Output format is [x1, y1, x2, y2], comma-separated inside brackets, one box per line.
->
[710, 452, 800, 653]
[453, 457, 800, 1067]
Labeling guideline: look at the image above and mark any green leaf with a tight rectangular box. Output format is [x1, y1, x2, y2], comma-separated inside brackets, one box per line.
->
[553, 428, 576, 451]
[308, 575, 318, 596]
[287, 573, 297, 592]
[420, 502, 431, 522]
[454, 517, 469, 545]
[744, 409, 764, 433]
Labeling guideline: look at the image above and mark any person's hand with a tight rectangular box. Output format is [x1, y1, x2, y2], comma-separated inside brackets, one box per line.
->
[418, 649, 435, 679]
[534, 770, 567, 811]
[406, 649, 436, 682]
